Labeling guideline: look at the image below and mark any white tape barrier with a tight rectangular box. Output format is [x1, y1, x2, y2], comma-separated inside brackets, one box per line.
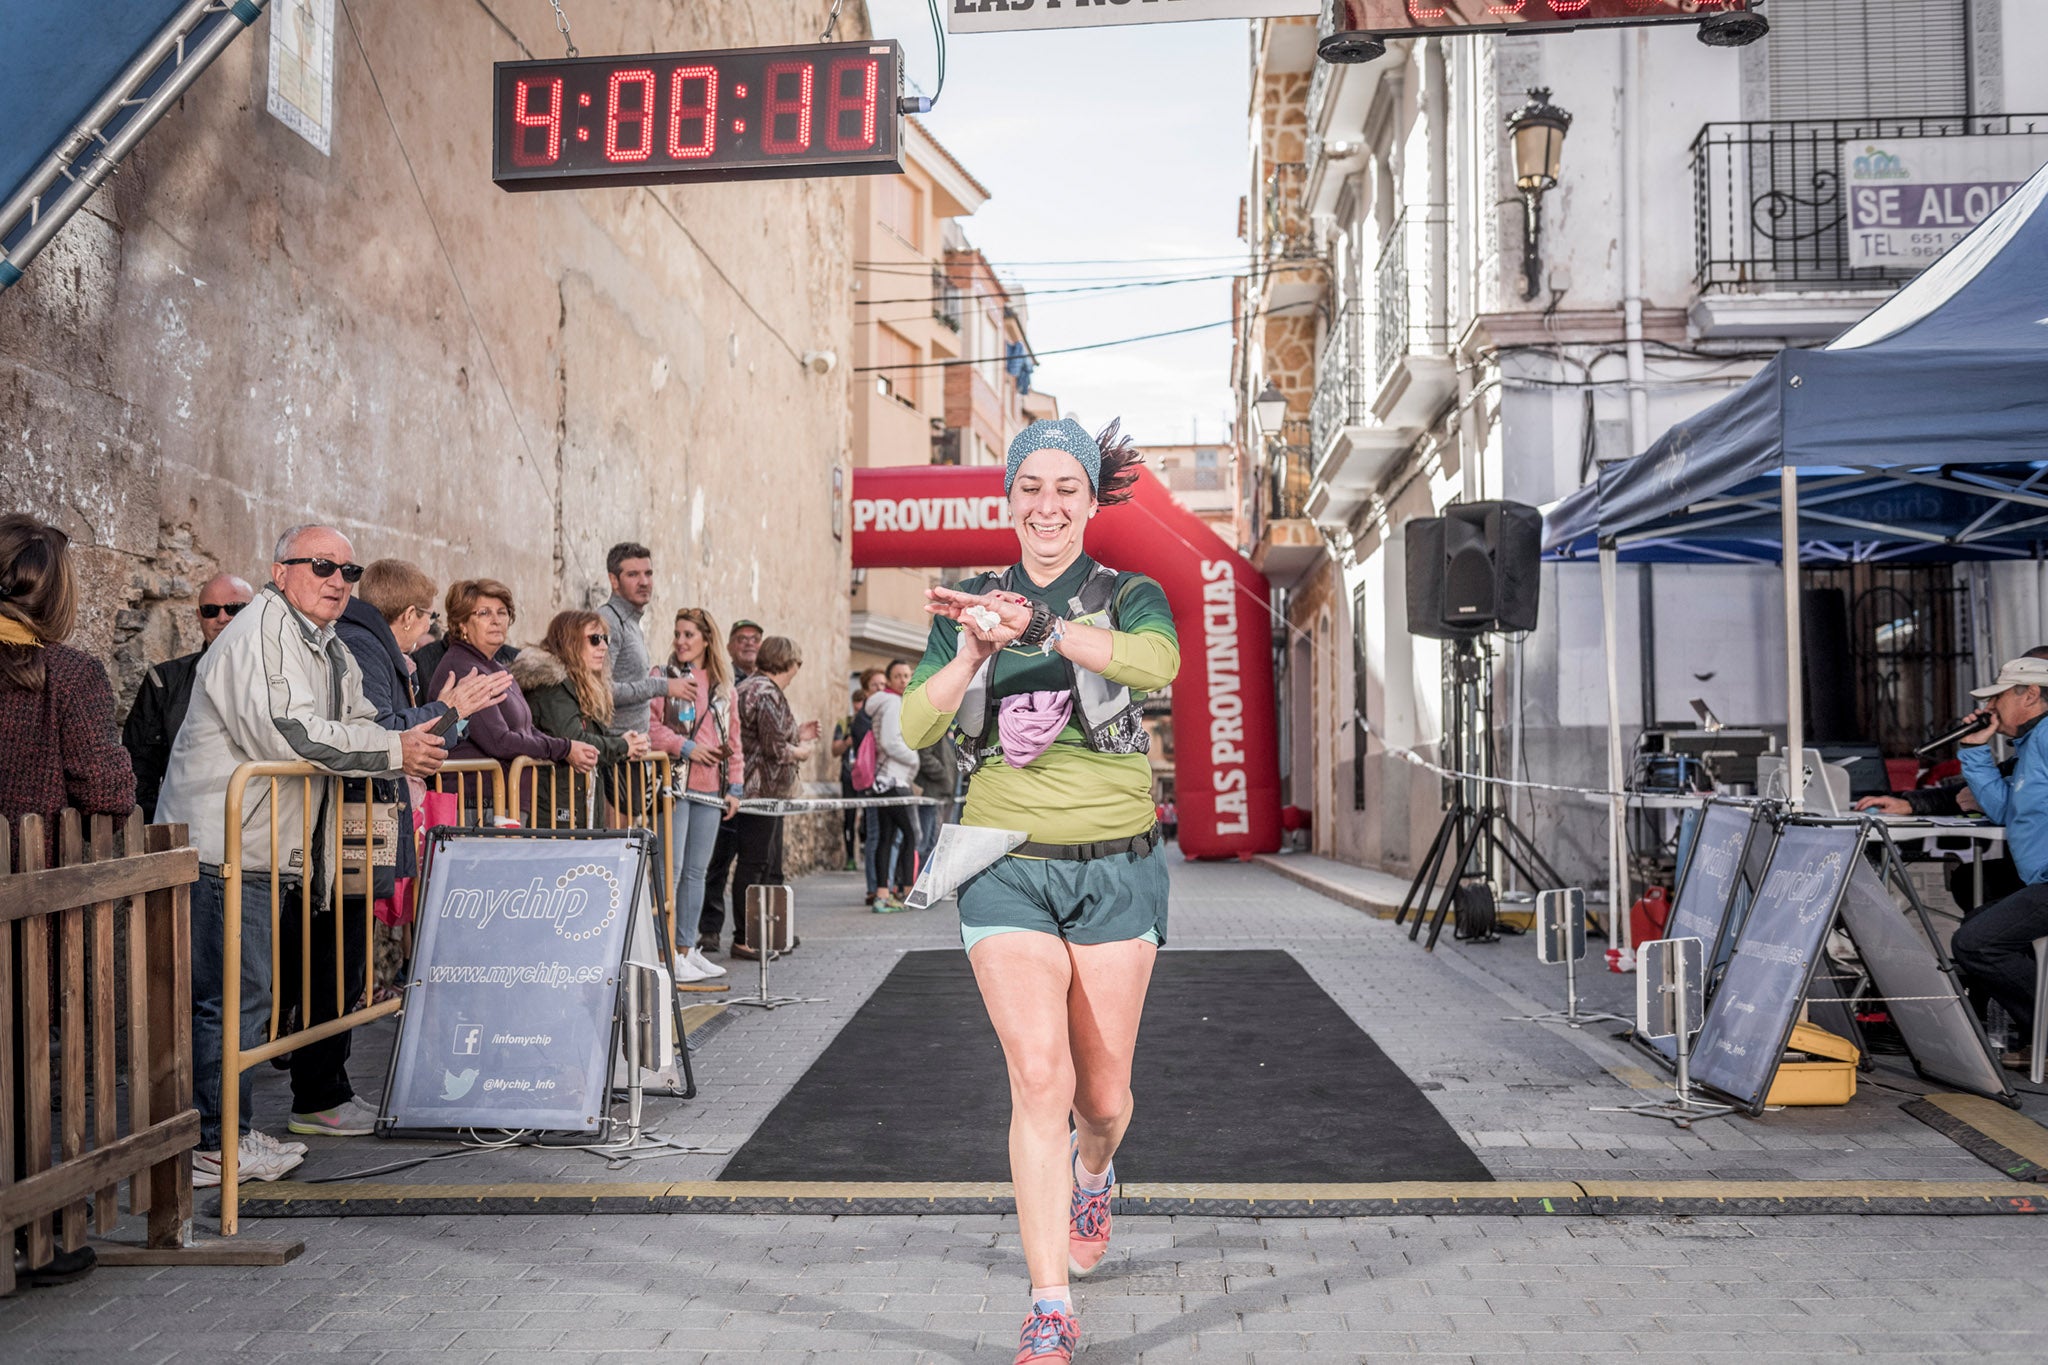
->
[669, 791, 939, 815]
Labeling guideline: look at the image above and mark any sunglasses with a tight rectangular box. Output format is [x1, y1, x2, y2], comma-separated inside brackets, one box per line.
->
[587, 633, 611, 647]
[279, 557, 365, 583]
[198, 601, 247, 620]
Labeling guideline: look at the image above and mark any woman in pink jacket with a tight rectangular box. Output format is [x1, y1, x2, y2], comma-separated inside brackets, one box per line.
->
[649, 607, 744, 985]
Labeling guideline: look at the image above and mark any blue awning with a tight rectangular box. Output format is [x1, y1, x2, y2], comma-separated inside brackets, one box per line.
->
[0, 1, 196, 252]
[1544, 159, 2048, 562]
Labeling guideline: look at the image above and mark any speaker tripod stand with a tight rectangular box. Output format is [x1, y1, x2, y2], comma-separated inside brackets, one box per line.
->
[1394, 636, 1565, 951]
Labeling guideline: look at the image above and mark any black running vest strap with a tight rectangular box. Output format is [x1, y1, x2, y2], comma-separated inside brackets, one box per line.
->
[953, 564, 1153, 776]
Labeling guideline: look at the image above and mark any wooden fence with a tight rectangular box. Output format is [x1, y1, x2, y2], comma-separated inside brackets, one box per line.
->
[0, 810, 199, 1294]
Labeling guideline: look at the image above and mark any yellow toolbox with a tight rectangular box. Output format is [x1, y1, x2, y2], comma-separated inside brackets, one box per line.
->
[1764, 1021, 1861, 1106]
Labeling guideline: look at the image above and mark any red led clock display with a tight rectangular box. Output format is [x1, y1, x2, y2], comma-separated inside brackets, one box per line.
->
[492, 40, 902, 191]
[1346, 0, 1753, 34]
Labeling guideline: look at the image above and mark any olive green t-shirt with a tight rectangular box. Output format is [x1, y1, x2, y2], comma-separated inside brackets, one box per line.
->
[901, 555, 1179, 844]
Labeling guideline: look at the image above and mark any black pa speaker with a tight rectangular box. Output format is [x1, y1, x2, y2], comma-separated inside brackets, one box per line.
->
[1403, 501, 1542, 639]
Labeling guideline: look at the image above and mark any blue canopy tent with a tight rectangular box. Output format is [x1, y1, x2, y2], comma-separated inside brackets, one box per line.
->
[1539, 159, 2048, 939]
[0, 1, 266, 288]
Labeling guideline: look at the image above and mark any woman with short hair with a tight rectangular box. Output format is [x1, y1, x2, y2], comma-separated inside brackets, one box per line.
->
[428, 581, 595, 815]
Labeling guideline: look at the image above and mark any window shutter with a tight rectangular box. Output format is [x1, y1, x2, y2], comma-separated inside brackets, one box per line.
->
[1768, 0, 1969, 120]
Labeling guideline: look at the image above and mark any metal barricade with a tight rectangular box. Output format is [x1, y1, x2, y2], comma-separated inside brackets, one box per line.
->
[216, 756, 505, 1234]
[506, 753, 677, 949]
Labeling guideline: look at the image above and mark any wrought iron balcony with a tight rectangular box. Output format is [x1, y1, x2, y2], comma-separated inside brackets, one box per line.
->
[1260, 159, 1315, 260]
[1310, 304, 1368, 477]
[932, 268, 962, 331]
[1373, 206, 1450, 388]
[1692, 114, 2044, 291]
[1267, 434, 1313, 522]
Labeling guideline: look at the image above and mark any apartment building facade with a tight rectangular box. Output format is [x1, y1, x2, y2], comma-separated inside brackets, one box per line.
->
[1237, 2, 2048, 882]
[849, 120, 1047, 675]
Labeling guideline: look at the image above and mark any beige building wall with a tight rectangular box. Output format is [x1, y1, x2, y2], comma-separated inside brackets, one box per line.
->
[848, 120, 989, 676]
[0, 2, 864, 866]
[1145, 442, 1240, 543]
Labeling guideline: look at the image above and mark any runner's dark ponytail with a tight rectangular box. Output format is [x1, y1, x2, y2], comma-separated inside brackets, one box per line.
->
[1094, 419, 1143, 507]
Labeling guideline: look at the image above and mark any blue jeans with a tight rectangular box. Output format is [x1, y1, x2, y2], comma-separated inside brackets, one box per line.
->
[918, 802, 951, 861]
[191, 869, 277, 1150]
[671, 797, 724, 950]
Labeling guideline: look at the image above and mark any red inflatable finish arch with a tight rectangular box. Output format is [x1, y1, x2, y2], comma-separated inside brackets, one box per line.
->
[850, 465, 1282, 859]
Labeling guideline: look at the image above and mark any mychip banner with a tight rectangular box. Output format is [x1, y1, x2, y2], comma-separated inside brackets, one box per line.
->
[383, 832, 647, 1134]
[1842, 133, 2048, 269]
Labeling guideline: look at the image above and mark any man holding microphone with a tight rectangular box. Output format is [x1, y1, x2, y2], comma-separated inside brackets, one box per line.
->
[1945, 655, 2048, 1069]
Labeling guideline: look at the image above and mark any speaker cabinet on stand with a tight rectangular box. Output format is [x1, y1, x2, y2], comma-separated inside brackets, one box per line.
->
[1394, 502, 1563, 950]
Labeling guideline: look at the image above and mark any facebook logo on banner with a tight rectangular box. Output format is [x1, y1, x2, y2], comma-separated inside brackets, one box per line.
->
[453, 1025, 482, 1056]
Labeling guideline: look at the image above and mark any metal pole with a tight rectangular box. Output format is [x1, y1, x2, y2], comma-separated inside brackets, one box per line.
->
[1782, 467, 1804, 812]
[1600, 541, 1628, 946]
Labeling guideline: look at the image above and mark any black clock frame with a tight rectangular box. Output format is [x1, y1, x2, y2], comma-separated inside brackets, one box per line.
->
[492, 40, 905, 192]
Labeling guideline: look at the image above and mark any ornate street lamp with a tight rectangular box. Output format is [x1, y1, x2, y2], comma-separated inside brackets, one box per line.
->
[1505, 88, 1571, 302]
[1253, 379, 1288, 441]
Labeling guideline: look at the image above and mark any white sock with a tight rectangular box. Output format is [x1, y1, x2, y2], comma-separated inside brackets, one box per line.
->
[1031, 1284, 1071, 1311]
[1073, 1149, 1112, 1191]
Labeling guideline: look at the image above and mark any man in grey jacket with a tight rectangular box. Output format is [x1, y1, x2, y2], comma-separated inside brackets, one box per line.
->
[599, 541, 690, 738]
[159, 524, 446, 1186]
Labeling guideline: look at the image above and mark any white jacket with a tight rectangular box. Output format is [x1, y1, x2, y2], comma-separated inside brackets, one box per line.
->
[157, 583, 402, 872]
[863, 689, 919, 793]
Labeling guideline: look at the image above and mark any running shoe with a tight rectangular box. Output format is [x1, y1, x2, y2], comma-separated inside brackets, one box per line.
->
[871, 894, 910, 914]
[249, 1127, 308, 1158]
[686, 946, 726, 978]
[288, 1096, 379, 1136]
[1014, 1300, 1079, 1365]
[1069, 1139, 1115, 1277]
[192, 1134, 302, 1188]
[673, 950, 712, 983]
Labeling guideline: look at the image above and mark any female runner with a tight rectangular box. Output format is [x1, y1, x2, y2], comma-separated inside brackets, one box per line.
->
[901, 417, 1179, 1365]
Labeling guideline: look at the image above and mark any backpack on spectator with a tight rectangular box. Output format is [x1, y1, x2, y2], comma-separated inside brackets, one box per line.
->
[849, 710, 880, 793]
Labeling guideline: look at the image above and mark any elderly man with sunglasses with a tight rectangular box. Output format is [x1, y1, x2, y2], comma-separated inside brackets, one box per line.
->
[158, 525, 450, 1186]
[123, 572, 255, 820]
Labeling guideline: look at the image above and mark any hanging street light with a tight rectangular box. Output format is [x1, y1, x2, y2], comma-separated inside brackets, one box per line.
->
[1253, 379, 1288, 444]
[1505, 87, 1572, 302]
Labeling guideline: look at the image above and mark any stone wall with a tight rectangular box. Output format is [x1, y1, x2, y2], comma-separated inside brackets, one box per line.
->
[1, 2, 863, 873]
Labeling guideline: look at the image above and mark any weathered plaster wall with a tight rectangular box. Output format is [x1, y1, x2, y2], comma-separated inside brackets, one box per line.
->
[2, 2, 860, 864]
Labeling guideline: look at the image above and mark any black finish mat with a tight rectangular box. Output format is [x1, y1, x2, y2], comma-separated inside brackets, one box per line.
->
[720, 948, 1492, 1183]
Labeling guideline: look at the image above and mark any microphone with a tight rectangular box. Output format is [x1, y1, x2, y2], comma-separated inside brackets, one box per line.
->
[1915, 710, 1992, 758]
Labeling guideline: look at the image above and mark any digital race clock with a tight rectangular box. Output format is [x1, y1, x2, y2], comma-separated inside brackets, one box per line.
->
[492, 41, 903, 192]
[1334, 0, 1758, 38]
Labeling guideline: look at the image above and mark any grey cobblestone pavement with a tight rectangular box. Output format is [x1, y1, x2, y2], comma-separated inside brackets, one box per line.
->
[9, 854, 2048, 1358]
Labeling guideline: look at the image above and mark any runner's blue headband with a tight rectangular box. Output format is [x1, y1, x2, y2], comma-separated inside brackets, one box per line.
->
[1005, 418, 1101, 496]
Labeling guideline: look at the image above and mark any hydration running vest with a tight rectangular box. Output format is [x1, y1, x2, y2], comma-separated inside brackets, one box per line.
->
[954, 563, 1153, 776]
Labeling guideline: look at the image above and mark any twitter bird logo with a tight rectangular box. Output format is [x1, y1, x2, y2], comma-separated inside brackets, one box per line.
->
[441, 1067, 478, 1100]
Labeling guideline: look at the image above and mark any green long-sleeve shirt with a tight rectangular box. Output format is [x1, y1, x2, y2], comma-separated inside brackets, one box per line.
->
[902, 555, 1179, 845]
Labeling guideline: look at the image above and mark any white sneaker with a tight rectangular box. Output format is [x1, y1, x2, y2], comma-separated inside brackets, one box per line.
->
[193, 1134, 303, 1186]
[672, 951, 711, 983]
[686, 946, 726, 979]
[248, 1127, 308, 1158]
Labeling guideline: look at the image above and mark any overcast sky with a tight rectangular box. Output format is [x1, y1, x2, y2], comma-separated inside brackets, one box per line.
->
[865, 4, 1252, 447]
